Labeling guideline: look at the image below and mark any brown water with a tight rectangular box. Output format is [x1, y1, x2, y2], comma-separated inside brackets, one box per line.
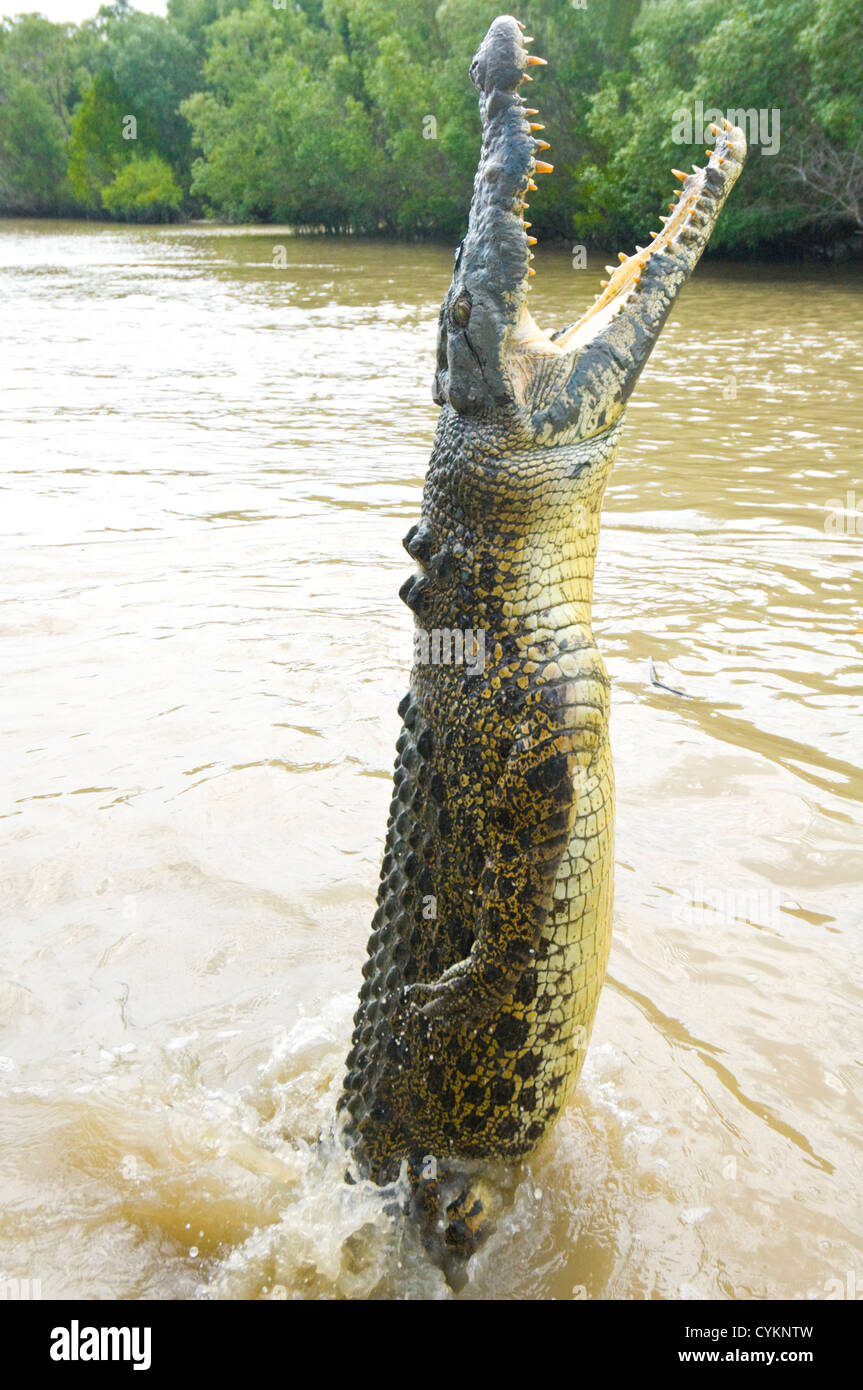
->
[1, 218, 861, 1301]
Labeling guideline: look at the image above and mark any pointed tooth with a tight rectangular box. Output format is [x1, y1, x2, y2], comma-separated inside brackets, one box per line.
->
[523, 35, 535, 43]
[649, 231, 658, 238]
[523, 221, 532, 228]
[600, 279, 609, 288]
[534, 140, 550, 150]
[605, 265, 616, 275]
[527, 236, 537, 245]
[529, 123, 545, 131]
[528, 268, 536, 276]
[526, 55, 547, 66]
[659, 215, 668, 223]
[525, 108, 539, 115]
[534, 161, 553, 173]
[527, 179, 538, 190]
[692, 164, 702, 174]
[672, 168, 687, 181]
[709, 123, 720, 135]
[635, 244, 645, 253]
[617, 251, 627, 262]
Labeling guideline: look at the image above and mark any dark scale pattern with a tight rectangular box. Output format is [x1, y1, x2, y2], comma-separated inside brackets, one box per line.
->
[335, 14, 746, 1208]
[339, 414, 623, 1179]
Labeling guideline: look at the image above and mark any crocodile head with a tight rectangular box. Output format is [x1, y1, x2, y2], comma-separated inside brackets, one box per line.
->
[434, 14, 747, 444]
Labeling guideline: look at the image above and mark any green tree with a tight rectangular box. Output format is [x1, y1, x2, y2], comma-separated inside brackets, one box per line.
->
[103, 8, 200, 176]
[0, 0, 860, 250]
[0, 14, 81, 213]
[66, 69, 127, 208]
[101, 151, 183, 219]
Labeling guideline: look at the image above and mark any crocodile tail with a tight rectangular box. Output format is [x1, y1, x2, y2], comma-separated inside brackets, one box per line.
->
[409, 1164, 502, 1292]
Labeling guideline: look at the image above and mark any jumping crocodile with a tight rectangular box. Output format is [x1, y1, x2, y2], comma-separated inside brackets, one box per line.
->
[338, 14, 746, 1278]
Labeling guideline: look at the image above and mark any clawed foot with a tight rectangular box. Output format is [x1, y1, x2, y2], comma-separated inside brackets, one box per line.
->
[405, 958, 497, 1028]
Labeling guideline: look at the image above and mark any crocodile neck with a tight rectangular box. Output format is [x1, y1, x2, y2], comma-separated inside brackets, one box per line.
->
[403, 412, 622, 641]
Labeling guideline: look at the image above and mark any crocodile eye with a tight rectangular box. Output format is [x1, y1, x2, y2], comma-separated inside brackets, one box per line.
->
[451, 295, 471, 329]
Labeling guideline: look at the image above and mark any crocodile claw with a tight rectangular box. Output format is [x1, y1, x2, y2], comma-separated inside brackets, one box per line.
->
[405, 962, 495, 1028]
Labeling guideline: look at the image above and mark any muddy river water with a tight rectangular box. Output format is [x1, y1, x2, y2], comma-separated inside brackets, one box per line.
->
[1, 219, 861, 1299]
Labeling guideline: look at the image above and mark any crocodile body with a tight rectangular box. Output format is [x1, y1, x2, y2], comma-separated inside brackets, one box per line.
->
[338, 15, 745, 1261]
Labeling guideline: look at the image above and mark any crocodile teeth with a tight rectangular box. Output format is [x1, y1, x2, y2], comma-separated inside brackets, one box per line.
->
[672, 168, 687, 181]
[534, 161, 553, 173]
[526, 55, 547, 65]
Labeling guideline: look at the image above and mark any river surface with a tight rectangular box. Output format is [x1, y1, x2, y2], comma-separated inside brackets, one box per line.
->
[1, 219, 861, 1300]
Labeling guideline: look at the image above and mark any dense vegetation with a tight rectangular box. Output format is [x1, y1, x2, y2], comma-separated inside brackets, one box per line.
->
[1, 0, 860, 253]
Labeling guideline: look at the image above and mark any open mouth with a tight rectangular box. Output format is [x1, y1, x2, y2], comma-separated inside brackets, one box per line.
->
[436, 16, 746, 426]
[507, 25, 747, 359]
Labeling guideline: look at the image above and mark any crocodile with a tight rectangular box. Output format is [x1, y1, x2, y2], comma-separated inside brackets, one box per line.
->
[338, 14, 746, 1279]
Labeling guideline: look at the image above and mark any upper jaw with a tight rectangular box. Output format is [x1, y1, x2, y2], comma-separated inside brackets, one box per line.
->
[432, 16, 547, 414]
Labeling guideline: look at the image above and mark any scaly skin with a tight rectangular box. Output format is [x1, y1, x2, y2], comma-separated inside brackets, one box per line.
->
[337, 15, 746, 1270]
